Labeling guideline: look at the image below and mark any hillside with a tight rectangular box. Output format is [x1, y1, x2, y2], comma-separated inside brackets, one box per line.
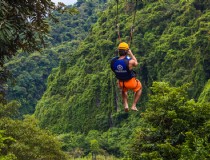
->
[35, 0, 210, 132]
[34, 0, 210, 157]
[5, 0, 106, 116]
[2, 0, 210, 159]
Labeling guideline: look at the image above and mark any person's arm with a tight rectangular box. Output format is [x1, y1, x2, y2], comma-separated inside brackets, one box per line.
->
[127, 49, 138, 67]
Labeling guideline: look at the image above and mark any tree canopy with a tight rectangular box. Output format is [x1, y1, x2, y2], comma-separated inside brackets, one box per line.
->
[1, 0, 210, 159]
[0, 0, 56, 66]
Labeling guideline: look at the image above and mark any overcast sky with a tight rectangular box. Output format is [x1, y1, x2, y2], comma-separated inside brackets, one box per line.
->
[51, 0, 77, 5]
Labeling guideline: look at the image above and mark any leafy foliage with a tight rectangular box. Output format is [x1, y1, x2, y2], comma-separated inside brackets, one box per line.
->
[137, 0, 210, 98]
[0, 130, 16, 160]
[5, 50, 59, 115]
[49, 0, 106, 46]
[35, 0, 210, 134]
[198, 79, 210, 103]
[0, 0, 54, 66]
[0, 0, 78, 106]
[2, 0, 210, 159]
[5, 0, 106, 116]
[129, 82, 210, 159]
[33, 0, 210, 158]
[0, 101, 68, 160]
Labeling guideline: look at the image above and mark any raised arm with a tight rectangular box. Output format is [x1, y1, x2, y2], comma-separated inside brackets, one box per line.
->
[127, 49, 138, 69]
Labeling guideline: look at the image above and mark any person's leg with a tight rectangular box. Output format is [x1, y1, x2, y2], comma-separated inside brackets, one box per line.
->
[122, 90, 129, 112]
[130, 79, 142, 111]
[131, 88, 142, 111]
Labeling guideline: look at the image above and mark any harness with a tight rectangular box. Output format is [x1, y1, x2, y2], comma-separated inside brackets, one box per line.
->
[110, 56, 136, 81]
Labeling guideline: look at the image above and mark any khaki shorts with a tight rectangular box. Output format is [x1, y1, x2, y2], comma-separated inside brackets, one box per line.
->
[119, 77, 142, 92]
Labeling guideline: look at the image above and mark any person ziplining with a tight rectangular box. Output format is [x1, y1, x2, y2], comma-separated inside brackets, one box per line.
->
[110, 42, 142, 112]
[110, 1, 141, 112]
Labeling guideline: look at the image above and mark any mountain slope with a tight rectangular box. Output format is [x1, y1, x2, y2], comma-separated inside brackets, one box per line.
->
[35, 0, 210, 134]
[5, 0, 106, 116]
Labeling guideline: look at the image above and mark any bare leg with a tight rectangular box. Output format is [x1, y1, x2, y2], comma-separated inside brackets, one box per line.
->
[122, 91, 129, 112]
[131, 88, 142, 111]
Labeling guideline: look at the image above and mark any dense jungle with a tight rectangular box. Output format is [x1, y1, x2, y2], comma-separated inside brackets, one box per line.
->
[0, 0, 210, 159]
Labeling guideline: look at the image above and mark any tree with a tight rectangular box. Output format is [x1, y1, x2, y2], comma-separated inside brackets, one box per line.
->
[0, 130, 16, 160]
[0, 0, 56, 66]
[129, 82, 210, 159]
[0, 0, 78, 103]
[0, 0, 54, 103]
[90, 139, 100, 160]
[0, 113, 68, 159]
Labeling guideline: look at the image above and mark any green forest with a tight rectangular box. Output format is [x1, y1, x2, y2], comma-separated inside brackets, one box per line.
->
[1, 0, 210, 159]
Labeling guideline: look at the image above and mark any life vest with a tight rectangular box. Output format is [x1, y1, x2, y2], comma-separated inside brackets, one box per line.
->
[110, 56, 136, 81]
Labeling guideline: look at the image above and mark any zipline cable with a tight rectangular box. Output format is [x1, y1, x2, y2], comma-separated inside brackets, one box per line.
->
[129, 0, 138, 47]
[115, 0, 138, 47]
[116, 0, 121, 42]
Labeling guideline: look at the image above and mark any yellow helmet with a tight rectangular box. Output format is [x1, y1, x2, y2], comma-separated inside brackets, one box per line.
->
[118, 42, 129, 50]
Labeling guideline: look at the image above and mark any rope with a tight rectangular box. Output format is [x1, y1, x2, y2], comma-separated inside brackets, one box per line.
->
[128, 0, 138, 47]
[108, 71, 116, 128]
[115, 0, 138, 46]
[116, 0, 121, 42]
